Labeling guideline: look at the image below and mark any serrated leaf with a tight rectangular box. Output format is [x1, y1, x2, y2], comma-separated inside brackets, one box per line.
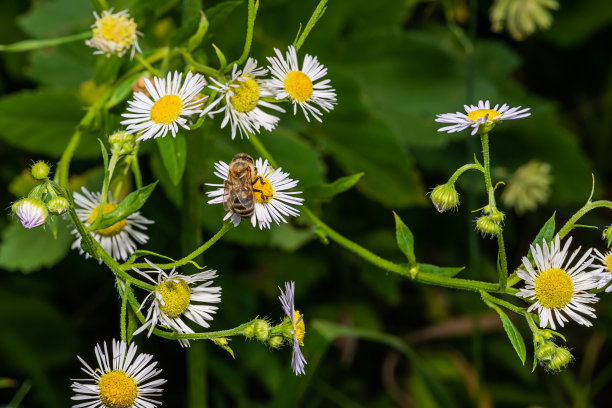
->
[157, 134, 187, 186]
[304, 173, 364, 201]
[0, 90, 99, 158]
[417, 263, 464, 278]
[95, 182, 158, 230]
[498, 309, 526, 365]
[0, 221, 72, 273]
[393, 212, 415, 265]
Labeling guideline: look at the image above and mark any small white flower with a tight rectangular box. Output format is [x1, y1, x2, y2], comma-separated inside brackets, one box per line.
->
[278, 281, 307, 376]
[206, 157, 303, 229]
[589, 249, 612, 292]
[71, 339, 166, 408]
[435, 100, 531, 135]
[200, 58, 285, 139]
[133, 259, 221, 347]
[121, 71, 207, 141]
[71, 187, 153, 262]
[516, 235, 598, 329]
[266, 45, 336, 122]
[85, 9, 141, 58]
[14, 197, 48, 229]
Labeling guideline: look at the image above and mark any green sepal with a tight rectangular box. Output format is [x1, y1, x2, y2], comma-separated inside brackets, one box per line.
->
[95, 182, 158, 230]
[212, 338, 235, 359]
[393, 212, 415, 265]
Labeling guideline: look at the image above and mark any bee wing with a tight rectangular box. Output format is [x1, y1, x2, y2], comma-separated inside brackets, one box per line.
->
[234, 187, 254, 208]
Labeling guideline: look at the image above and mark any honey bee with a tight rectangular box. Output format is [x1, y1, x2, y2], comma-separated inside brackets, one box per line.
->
[224, 153, 267, 219]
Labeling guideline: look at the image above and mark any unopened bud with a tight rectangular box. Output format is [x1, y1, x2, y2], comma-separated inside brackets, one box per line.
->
[31, 161, 50, 180]
[254, 319, 271, 342]
[13, 198, 48, 229]
[603, 225, 612, 247]
[546, 347, 572, 371]
[268, 335, 284, 349]
[488, 207, 505, 223]
[109, 130, 134, 155]
[430, 184, 460, 213]
[535, 342, 556, 362]
[47, 196, 70, 215]
[476, 215, 502, 237]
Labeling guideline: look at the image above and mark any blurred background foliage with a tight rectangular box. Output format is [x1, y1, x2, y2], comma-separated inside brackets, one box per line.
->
[0, 0, 611, 407]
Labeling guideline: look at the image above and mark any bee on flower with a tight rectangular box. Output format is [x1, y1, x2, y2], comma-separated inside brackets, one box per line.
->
[200, 58, 285, 139]
[85, 9, 141, 58]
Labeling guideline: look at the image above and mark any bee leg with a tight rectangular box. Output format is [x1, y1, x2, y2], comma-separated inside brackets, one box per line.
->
[252, 176, 266, 185]
[252, 188, 267, 201]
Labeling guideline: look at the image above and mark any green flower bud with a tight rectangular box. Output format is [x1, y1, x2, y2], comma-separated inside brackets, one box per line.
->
[31, 161, 50, 180]
[109, 130, 135, 155]
[535, 342, 556, 362]
[489, 207, 505, 223]
[243, 323, 255, 339]
[254, 319, 271, 342]
[603, 225, 612, 247]
[476, 215, 502, 237]
[268, 335, 284, 349]
[546, 347, 572, 371]
[47, 196, 70, 215]
[430, 184, 460, 213]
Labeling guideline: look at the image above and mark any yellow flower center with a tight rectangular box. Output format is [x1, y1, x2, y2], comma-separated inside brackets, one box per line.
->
[229, 77, 260, 113]
[605, 255, 612, 274]
[156, 278, 191, 318]
[98, 370, 138, 408]
[293, 310, 305, 346]
[253, 176, 274, 204]
[94, 14, 137, 50]
[534, 268, 574, 309]
[87, 203, 126, 236]
[284, 71, 313, 103]
[150, 94, 183, 124]
[467, 109, 501, 122]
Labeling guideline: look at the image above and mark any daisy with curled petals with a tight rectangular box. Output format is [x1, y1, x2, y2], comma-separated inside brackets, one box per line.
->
[72, 187, 153, 262]
[435, 100, 531, 135]
[206, 156, 303, 229]
[200, 58, 285, 139]
[516, 235, 598, 330]
[266, 45, 337, 122]
[589, 249, 612, 292]
[133, 259, 221, 347]
[278, 281, 307, 376]
[71, 339, 166, 408]
[121, 71, 207, 141]
[85, 9, 141, 58]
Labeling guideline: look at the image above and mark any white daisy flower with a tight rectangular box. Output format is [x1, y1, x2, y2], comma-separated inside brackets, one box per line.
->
[85, 9, 141, 59]
[516, 235, 598, 329]
[13, 197, 48, 229]
[71, 187, 153, 262]
[435, 100, 531, 135]
[133, 259, 221, 347]
[200, 58, 285, 139]
[278, 281, 307, 376]
[121, 71, 207, 141]
[589, 249, 612, 292]
[71, 339, 166, 408]
[206, 156, 303, 229]
[266, 45, 337, 122]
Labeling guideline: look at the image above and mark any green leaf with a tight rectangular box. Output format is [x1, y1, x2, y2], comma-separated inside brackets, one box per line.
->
[18, 0, 93, 38]
[497, 309, 527, 365]
[0, 90, 99, 158]
[187, 11, 209, 52]
[212, 43, 227, 68]
[417, 263, 464, 278]
[0, 221, 72, 273]
[528, 213, 555, 262]
[303, 173, 364, 201]
[96, 182, 158, 230]
[156, 133, 187, 186]
[106, 71, 145, 109]
[393, 212, 415, 265]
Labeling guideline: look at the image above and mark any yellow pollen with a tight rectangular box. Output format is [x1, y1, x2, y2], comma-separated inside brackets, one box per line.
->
[156, 278, 191, 318]
[88, 203, 126, 236]
[98, 370, 137, 408]
[229, 77, 260, 113]
[606, 255, 612, 274]
[534, 268, 574, 309]
[284, 71, 313, 103]
[150, 94, 183, 124]
[293, 310, 305, 346]
[467, 109, 501, 122]
[94, 14, 137, 49]
[253, 176, 274, 204]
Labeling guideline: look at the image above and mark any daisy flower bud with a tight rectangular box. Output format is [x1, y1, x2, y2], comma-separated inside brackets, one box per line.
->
[535, 342, 556, 362]
[546, 347, 572, 371]
[476, 215, 502, 237]
[268, 335, 284, 349]
[47, 196, 70, 215]
[30, 161, 50, 180]
[14, 198, 48, 229]
[254, 320, 271, 342]
[430, 184, 460, 212]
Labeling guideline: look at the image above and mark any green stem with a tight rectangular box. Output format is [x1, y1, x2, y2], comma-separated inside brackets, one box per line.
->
[121, 221, 233, 271]
[481, 291, 524, 315]
[480, 133, 496, 207]
[120, 282, 130, 343]
[497, 233, 508, 290]
[447, 162, 485, 184]
[135, 53, 161, 77]
[90, 152, 120, 231]
[0, 32, 90, 52]
[183, 52, 222, 78]
[558, 200, 612, 239]
[223, 0, 258, 72]
[293, 0, 328, 52]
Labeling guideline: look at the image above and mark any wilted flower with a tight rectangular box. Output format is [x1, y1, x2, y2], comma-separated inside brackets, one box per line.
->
[85, 9, 141, 58]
